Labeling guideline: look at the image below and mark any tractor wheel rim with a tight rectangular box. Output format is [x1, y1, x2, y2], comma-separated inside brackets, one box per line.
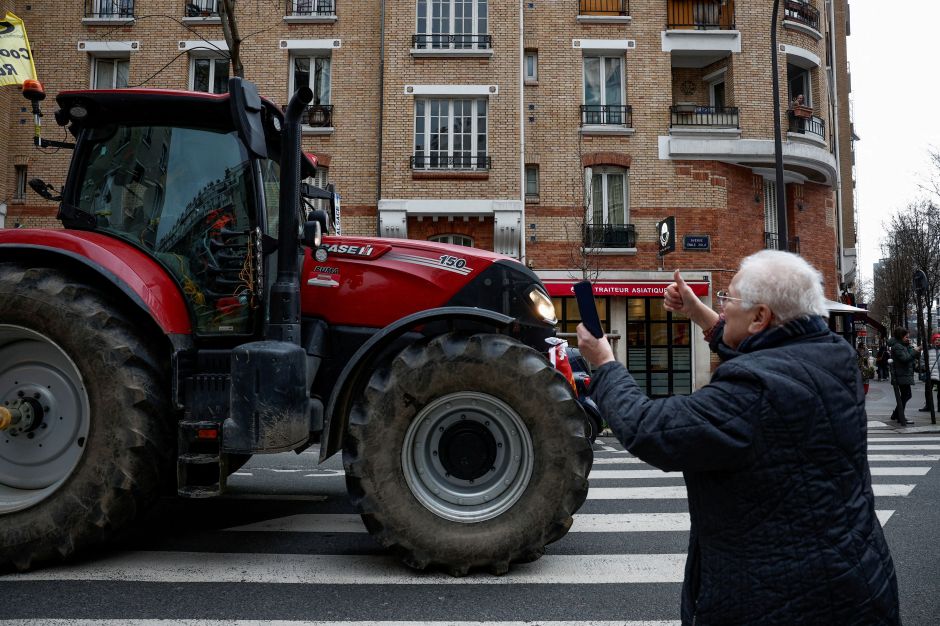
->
[401, 391, 534, 523]
[0, 325, 90, 514]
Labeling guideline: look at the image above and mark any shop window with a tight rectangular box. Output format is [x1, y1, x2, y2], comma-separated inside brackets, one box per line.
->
[625, 297, 691, 397]
[430, 234, 474, 247]
[552, 296, 611, 344]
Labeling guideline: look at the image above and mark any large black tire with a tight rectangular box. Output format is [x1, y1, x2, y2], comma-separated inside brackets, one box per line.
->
[344, 333, 593, 575]
[0, 264, 171, 571]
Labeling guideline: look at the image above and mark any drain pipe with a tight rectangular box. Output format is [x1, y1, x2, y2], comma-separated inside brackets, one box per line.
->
[826, 0, 847, 290]
[519, 0, 526, 263]
[376, 0, 386, 235]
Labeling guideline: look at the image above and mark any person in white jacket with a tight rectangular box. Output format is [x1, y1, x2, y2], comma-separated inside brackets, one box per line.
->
[920, 333, 940, 412]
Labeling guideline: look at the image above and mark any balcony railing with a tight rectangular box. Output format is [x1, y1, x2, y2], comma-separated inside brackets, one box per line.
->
[286, 0, 336, 16]
[670, 105, 739, 128]
[579, 0, 630, 16]
[85, 0, 134, 18]
[788, 112, 825, 141]
[584, 224, 637, 249]
[185, 0, 218, 17]
[412, 34, 492, 50]
[667, 0, 736, 30]
[411, 154, 491, 171]
[581, 104, 633, 127]
[301, 104, 333, 128]
[765, 232, 800, 253]
[784, 0, 820, 31]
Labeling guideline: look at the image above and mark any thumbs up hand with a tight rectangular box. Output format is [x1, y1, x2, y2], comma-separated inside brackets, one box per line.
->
[664, 269, 696, 315]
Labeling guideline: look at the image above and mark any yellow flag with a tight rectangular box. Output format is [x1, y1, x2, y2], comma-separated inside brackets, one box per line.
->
[0, 12, 37, 87]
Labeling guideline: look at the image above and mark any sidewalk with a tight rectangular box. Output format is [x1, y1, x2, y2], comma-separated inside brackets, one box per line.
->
[865, 378, 940, 433]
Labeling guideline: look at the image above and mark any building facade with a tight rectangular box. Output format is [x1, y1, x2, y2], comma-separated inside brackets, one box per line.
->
[1, 0, 857, 394]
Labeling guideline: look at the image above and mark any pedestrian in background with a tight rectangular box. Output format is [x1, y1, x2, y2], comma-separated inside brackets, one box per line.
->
[876, 341, 890, 381]
[919, 333, 940, 413]
[576, 250, 899, 625]
[889, 326, 920, 426]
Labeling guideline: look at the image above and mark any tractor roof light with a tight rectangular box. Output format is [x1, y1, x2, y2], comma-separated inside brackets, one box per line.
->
[21, 79, 46, 103]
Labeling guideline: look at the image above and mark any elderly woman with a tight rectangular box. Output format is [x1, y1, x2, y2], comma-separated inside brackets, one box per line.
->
[576, 250, 899, 626]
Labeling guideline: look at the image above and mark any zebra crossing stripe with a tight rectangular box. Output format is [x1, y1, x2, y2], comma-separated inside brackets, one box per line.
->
[587, 484, 916, 499]
[589, 470, 679, 479]
[868, 437, 940, 442]
[869, 467, 931, 476]
[868, 445, 940, 450]
[591, 457, 647, 464]
[225, 510, 899, 534]
[5, 552, 689, 584]
[3, 618, 682, 626]
[868, 454, 940, 461]
[869, 421, 888, 428]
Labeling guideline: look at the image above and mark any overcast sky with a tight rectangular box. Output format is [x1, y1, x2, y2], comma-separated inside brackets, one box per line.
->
[848, 1, 940, 280]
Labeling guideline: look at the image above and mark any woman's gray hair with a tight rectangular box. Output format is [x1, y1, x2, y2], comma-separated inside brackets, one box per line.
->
[735, 250, 829, 324]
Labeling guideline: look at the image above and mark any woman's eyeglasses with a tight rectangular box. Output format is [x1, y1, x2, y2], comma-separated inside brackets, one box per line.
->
[716, 290, 744, 307]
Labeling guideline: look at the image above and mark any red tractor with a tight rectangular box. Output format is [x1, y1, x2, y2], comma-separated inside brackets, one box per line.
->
[0, 80, 592, 574]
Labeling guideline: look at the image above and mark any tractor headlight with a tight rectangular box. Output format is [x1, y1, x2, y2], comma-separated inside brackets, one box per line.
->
[528, 287, 557, 326]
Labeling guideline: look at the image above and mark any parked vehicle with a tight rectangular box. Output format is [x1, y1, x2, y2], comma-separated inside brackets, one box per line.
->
[0, 79, 593, 574]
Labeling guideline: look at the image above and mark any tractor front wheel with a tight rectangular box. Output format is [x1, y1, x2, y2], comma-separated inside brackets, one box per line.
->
[0, 265, 171, 571]
[344, 333, 592, 575]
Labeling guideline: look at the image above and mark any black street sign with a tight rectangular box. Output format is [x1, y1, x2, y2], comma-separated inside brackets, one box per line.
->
[657, 216, 676, 256]
[683, 234, 710, 251]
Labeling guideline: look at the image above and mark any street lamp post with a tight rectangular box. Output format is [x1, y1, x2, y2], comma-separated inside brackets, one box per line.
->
[770, 0, 788, 251]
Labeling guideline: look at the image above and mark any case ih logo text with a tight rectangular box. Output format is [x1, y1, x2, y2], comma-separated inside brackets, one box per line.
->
[327, 243, 374, 256]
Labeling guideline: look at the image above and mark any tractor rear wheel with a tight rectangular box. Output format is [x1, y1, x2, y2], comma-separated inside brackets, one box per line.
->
[344, 333, 592, 575]
[0, 265, 171, 571]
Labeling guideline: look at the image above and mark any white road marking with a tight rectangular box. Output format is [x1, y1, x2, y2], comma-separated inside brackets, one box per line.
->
[869, 421, 888, 428]
[589, 470, 679, 479]
[587, 484, 915, 499]
[3, 619, 682, 626]
[868, 454, 940, 461]
[868, 437, 940, 442]
[869, 467, 931, 476]
[868, 445, 940, 450]
[5, 552, 688, 584]
[591, 457, 647, 464]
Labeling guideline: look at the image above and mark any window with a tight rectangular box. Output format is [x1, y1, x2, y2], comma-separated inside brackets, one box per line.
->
[92, 57, 129, 89]
[583, 56, 624, 124]
[14, 165, 27, 201]
[185, 0, 218, 17]
[626, 298, 692, 398]
[524, 51, 538, 82]
[787, 63, 811, 106]
[90, 0, 134, 18]
[430, 234, 474, 247]
[413, 98, 488, 169]
[525, 165, 539, 197]
[190, 57, 229, 94]
[587, 167, 628, 226]
[303, 166, 330, 212]
[292, 0, 336, 16]
[291, 56, 331, 105]
[416, 0, 489, 48]
[709, 80, 726, 108]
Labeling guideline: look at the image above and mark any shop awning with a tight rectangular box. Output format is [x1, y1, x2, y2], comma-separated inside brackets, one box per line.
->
[824, 299, 868, 313]
[543, 280, 710, 298]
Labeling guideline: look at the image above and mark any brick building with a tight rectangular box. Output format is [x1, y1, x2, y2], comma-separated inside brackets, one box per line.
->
[1, 0, 857, 395]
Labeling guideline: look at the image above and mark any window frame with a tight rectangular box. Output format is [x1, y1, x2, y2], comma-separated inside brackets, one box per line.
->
[413, 97, 488, 169]
[525, 164, 539, 198]
[13, 165, 27, 201]
[582, 55, 624, 108]
[91, 56, 130, 89]
[524, 50, 538, 82]
[188, 55, 230, 94]
[585, 165, 629, 226]
[289, 54, 332, 105]
[416, 0, 489, 39]
[429, 233, 474, 247]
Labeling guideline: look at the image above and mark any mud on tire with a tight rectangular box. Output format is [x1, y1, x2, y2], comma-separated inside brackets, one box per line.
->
[0, 264, 171, 571]
[343, 333, 593, 575]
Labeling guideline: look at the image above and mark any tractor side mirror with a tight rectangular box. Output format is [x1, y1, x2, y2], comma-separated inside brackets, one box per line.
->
[228, 77, 268, 159]
[302, 219, 322, 248]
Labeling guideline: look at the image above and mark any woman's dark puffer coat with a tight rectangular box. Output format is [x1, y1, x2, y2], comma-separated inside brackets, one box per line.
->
[590, 316, 899, 625]
[890, 340, 918, 386]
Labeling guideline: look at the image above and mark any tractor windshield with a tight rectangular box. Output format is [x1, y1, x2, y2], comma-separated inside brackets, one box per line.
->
[74, 124, 258, 335]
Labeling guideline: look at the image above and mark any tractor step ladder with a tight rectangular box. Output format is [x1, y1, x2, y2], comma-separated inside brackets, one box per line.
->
[177, 419, 227, 498]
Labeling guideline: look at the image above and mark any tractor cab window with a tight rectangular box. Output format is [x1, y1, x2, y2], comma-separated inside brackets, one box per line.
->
[75, 125, 257, 335]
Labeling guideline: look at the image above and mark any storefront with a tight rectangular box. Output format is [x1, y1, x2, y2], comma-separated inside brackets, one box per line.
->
[541, 273, 712, 398]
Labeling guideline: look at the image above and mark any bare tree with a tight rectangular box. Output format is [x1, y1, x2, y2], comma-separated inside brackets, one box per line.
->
[218, 0, 244, 78]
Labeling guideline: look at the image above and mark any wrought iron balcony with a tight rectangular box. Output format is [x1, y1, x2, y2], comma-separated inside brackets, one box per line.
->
[584, 223, 637, 249]
[184, 0, 218, 17]
[784, 0, 820, 31]
[581, 104, 633, 127]
[286, 0, 336, 17]
[85, 0, 134, 18]
[301, 104, 333, 128]
[411, 154, 491, 171]
[667, 0, 736, 30]
[411, 34, 492, 50]
[579, 0, 630, 16]
[670, 105, 739, 128]
[764, 232, 800, 253]
[788, 112, 825, 141]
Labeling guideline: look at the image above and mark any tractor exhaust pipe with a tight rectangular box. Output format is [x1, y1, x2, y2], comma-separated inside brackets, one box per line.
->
[268, 85, 313, 344]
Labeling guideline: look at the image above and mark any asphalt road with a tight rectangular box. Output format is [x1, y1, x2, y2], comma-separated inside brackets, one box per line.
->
[1, 431, 939, 625]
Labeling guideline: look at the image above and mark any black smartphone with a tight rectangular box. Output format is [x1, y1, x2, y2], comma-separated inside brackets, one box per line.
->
[574, 280, 604, 338]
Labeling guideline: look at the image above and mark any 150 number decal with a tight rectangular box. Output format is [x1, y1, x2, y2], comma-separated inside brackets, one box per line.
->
[439, 255, 467, 269]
